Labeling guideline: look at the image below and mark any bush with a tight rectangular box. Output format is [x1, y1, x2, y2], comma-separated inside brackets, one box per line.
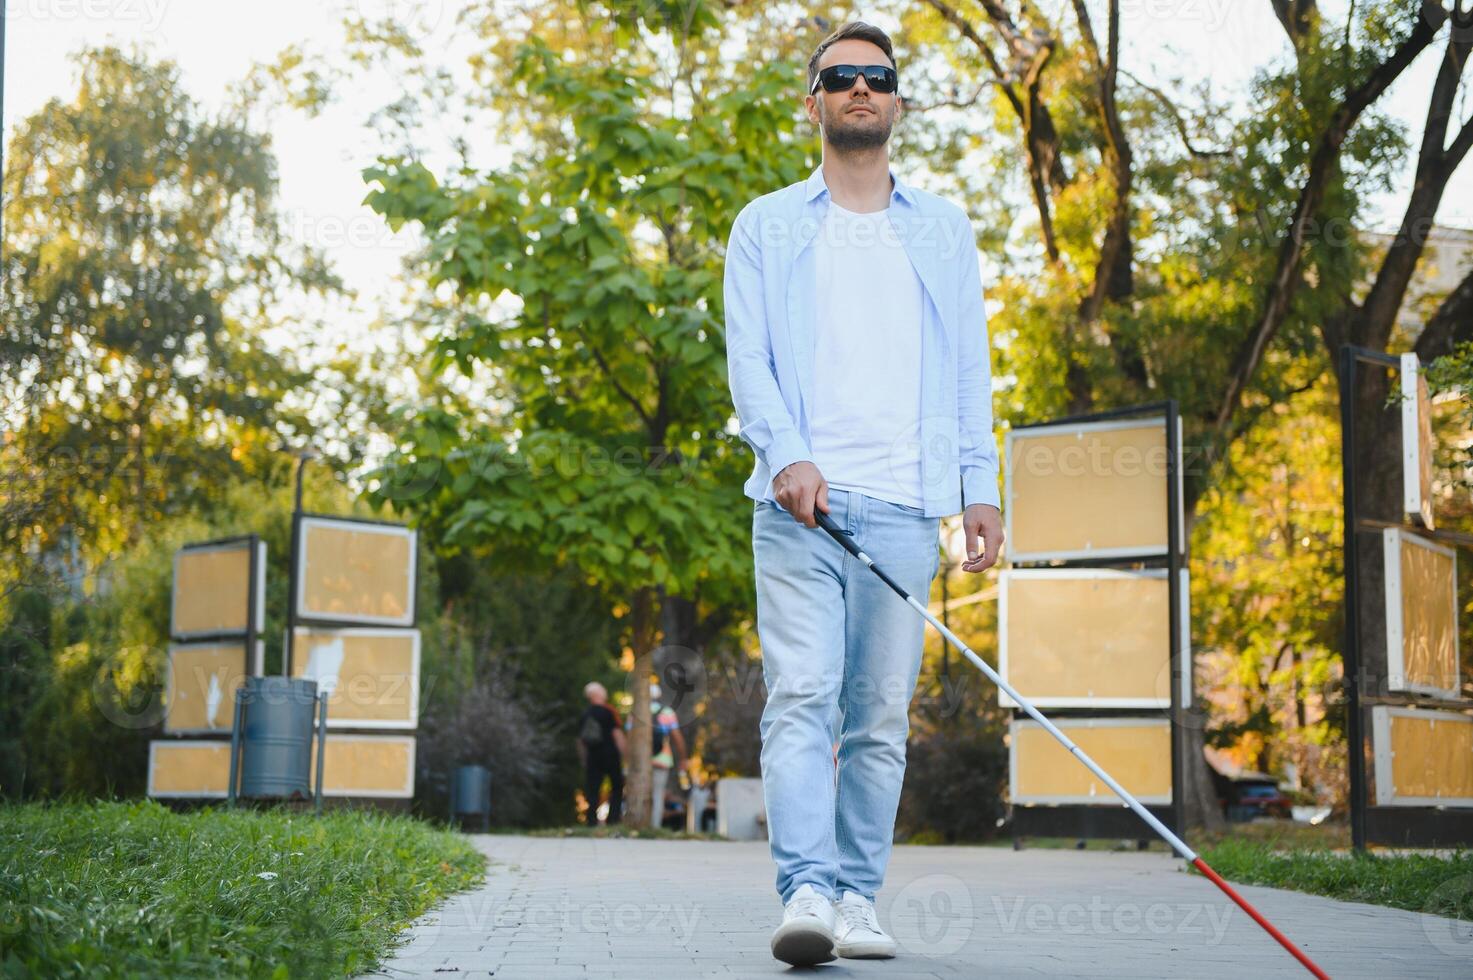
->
[695, 643, 766, 777]
[415, 654, 556, 827]
[412, 558, 622, 827]
[4, 476, 360, 804]
[896, 710, 1008, 844]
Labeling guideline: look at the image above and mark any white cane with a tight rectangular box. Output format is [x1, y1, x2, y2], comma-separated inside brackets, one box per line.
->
[813, 510, 1329, 979]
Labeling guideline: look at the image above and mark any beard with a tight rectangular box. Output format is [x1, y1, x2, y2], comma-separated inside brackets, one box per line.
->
[821, 102, 894, 150]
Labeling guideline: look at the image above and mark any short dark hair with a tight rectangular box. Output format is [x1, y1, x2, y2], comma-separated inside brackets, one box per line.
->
[807, 21, 897, 95]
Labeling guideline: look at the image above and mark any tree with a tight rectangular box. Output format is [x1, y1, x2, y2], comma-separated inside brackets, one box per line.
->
[898, 0, 1472, 828]
[1193, 379, 1347, 806]
[361, 4, 812, 824]
[0, 47, 361, 570]
[0, 46, 421, 802]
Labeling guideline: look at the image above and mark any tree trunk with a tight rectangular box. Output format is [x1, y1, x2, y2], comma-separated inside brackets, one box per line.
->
[656, 590, 708, 741]
[1180, 505, 1228, 832]
[623, 585, 660, 827]
[1340, 361, 1404, 706]
[1181, 722, 1226, 832]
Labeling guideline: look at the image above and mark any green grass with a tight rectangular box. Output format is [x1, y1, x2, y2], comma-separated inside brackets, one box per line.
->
[999, 819, 1472, 921]
[1195, 837, 1473, 921]
[0, 798, 486, 978]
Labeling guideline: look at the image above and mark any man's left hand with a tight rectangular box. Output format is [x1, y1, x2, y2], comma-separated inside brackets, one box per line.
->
[961, 503, 1003, 573]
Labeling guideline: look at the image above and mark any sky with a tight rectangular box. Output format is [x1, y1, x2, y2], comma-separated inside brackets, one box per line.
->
[4, 0, 1470, 310]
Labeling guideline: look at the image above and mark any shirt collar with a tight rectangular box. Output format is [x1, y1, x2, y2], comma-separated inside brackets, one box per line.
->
[804, 162, 916, 208]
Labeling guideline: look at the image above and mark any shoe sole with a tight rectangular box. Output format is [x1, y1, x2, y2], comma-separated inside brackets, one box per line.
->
[771, 923, 837, 966]
[836, 940, 897, 959]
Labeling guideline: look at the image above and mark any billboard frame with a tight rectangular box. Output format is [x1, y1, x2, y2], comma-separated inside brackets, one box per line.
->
[163, 639, 260, 735]
[147, 739, 233, 799]
[999, 567, 1180, 710]
[1009, 716, 1174, 806]
[1369, 705, 1473, 807]
[1381, 527, 1461, 700]
[169, 536, 265, 646]
[1005, 400, 1187, 842]
[1003, 414, 1182, 564]
[1339, 345, 1473, 851]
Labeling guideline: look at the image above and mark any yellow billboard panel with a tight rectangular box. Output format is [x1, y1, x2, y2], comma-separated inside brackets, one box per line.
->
[148, 740, 233, 798]
[1004, 418, 1178, 561]
[290, 628, 420, 728]
[297, 517, 416, 626]
[307, 734, 416, 798]
[1010, 717, 1172, 805]
[164, 642, 261, 734]
[1001, 570, 1172, 708]
[1383, 528, 1460, 699]
[171, 539, 264, 639]
[1372, 707, 1473, 806]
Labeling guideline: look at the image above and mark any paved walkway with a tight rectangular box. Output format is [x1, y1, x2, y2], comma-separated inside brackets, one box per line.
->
[358, 834, 1471, 979]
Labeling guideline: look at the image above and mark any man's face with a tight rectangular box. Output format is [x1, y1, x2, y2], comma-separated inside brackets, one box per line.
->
[806, 39, 901, 151]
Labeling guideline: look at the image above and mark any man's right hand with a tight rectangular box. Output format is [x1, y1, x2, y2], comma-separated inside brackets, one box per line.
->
[773, 461, 829, 528]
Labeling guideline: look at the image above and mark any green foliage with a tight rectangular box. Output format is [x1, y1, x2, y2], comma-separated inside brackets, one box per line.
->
[354, 7, 831, 824]
[360, 26, 812, 604]
[893, 1, 1423, 819]
[0, 799, 484, 976]
[896, 709, 1009, 844]
[903, 2, 1405, 505]
[0, 580, 63, 801]
[1424, 340, 1473, 496]
[414, 555, 623, 827]
[0, 48, 343, 563]
[1192, 377, 1346, 801]
[3, 473, 364, 803]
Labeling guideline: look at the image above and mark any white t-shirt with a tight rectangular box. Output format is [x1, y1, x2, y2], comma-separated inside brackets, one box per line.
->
[809, 200, 926, 508]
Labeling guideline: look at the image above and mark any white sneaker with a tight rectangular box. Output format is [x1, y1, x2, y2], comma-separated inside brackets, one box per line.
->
[833, 890, 897, 959]
[770, 883, 837, 966]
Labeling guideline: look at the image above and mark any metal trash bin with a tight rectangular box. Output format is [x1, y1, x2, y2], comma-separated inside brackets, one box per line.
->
[228, 676, 329, 812]
[450, 764, 491, 831]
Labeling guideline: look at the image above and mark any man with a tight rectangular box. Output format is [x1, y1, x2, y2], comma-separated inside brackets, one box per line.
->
[575, 681, 626, 825]
[722, 21, 1003, 967]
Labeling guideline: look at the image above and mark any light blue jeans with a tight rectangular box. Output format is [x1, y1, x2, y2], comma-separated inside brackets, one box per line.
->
[753, 488, 941, 905]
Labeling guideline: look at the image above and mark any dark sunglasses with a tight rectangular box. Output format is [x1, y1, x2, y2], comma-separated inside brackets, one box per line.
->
[810, 63, 899, 95]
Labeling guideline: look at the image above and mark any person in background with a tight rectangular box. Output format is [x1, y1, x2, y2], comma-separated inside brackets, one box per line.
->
[628, 681, 688, 826]
[576, 681, 625, 825]
[687, 767, 719, 834]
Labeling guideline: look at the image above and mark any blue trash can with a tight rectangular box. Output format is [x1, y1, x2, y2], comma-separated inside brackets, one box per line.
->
[450, 764, 491, 831]
[229, 676, 326, 806]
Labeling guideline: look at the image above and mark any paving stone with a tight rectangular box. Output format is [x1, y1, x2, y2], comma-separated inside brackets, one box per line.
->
[356, 834, 1468, 979]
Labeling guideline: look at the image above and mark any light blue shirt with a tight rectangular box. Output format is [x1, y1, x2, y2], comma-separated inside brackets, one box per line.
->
[723, 162, 1001, 517]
